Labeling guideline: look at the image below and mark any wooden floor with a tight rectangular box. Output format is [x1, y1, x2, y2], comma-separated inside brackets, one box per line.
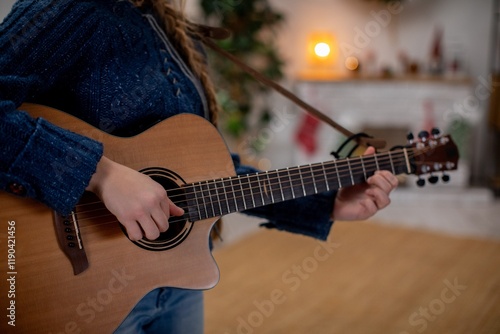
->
[204, 221, 500, 334]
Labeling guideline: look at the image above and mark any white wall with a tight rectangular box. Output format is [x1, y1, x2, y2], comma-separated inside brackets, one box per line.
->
[0, 0, 16, 22]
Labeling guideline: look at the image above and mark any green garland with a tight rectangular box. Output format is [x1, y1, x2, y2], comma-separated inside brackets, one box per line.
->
[200, 0, 285, 137]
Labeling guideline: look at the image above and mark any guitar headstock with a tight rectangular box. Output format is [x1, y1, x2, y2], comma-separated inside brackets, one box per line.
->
[407, 129, 459, 186]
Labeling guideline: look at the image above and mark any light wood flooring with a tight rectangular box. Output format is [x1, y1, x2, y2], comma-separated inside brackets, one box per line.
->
[204, 221, 500, 334]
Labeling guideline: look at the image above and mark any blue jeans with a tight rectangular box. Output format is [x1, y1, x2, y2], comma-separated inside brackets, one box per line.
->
[114, 287, 204, 333]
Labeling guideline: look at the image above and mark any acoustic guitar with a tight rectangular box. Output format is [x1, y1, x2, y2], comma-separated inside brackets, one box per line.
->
[0, 104, 459, 333]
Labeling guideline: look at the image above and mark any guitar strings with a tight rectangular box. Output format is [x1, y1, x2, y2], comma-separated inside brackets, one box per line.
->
[179, 155, 405, 202]
[76, 144, 434, 214]
[75, 146, 417, 218]
[74, 147, 411, 211]
[73, 144, 444, 228]
[173, 150, 414, 217]
[74, 152, 410, 228]
[165, 146, 425, 202]
[75, 147, 414, 229]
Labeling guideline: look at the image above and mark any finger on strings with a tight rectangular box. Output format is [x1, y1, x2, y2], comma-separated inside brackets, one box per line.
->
[137, 215, 161, 240]
[151, 207, 169, 232]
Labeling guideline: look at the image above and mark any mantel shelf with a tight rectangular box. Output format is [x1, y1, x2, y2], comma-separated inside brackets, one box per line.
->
[296, 71, 472, 85]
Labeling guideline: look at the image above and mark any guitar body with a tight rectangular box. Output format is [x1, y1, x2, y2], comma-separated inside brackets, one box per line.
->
[0, 104, 459, 333]
[0, 104, 235, 333]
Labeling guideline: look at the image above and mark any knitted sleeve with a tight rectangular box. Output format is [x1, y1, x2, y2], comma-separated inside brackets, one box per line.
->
[0, 0, 105, 214]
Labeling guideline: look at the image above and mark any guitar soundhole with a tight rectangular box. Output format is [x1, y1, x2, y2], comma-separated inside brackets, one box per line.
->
[125, 167, 193, 251]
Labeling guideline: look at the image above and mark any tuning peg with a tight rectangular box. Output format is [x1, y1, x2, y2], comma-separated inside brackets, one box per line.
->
[407, 132, 414, 144]
[431, 128, 441, 137]
[416, 177, 426, 187]
[442, 173, 450, 182]
[418, 130, 429, 141]
[428, 175, 439, 184]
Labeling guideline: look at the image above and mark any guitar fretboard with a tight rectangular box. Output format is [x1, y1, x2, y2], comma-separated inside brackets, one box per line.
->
[183, 149, 412, 221]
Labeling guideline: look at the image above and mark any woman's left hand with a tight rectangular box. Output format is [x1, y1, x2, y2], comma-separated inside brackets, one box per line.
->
[332, 146, 399, 221]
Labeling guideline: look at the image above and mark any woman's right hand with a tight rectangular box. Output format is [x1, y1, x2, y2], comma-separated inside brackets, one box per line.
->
[86, 156, 184, 241]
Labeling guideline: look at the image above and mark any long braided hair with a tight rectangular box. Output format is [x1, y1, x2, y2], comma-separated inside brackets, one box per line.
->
[132, 0, 223, 237]
[132, 0, 219, 126]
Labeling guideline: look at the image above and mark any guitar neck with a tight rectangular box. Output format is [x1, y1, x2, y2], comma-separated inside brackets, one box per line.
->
[183, 149, 412, 221]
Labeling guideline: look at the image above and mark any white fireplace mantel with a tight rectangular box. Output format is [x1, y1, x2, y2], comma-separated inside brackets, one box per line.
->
[290, 76, 477, 187]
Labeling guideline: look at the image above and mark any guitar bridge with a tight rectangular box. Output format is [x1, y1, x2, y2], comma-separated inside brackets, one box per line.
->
[53, 210, 89, 275]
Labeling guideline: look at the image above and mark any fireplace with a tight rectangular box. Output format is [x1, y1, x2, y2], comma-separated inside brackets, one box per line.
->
[290, 77, 476, 187]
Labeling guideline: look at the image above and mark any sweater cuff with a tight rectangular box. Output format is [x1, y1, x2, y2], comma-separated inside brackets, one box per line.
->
[6, 117, 103, 214]
[243, 191, 336, 241]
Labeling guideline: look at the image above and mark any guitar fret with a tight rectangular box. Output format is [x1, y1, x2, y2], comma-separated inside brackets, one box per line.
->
[192, 184, 203, 221]
[391, 151, 407, 175]
[235, 177, 246, 211]
[286, 168, 296, 199]
[299, 168, 306, 197]
[210, 181, 217, 216]
[248, 175, 257, 209]
[388, 151, 396, 174]
[229, 177, 239, 212]
[334, 160, 342, 188]
[199, 182, 209, 219]
[352, 157, 368, 185]
[281, 169, 295, 201]
[278, 172, 285, 201]
[403, 148, 412, 173]
[309, 164, 318, 194]
[266, 173, 275, 203]
[346, 158, 355, 185]
[374, 154, 380, 171]
[311, 163, 328, 193]
[206, 181, 214, 217]
[321, 163, 330, 191]
[246, 174, 265, 208]
[361, 156, 367, 180]
[298, 165, 314, 196]
[252, 175, 264, 208]
[221, 178, 231, 215]
[258, 174, 266, 206]
[238, 176, 247, 210]
[289, 167, 305, 197]
[209, 181, 217, 217]
[214, 179, 223, 216]
[200, 181, 214, 218]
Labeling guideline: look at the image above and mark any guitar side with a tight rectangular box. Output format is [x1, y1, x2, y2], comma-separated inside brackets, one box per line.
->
[0, 104, 235, 333]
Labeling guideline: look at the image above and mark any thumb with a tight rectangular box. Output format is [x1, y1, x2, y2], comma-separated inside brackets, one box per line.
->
[168, 198, 185, 216]
[363, 146, 376, 156]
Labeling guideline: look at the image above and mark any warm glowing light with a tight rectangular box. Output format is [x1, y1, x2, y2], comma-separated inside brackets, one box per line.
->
[345, 56, 359, 71]
[304, 32, 338, 79]
[314, 42, 331, 58]
[307, 33, 337, 64]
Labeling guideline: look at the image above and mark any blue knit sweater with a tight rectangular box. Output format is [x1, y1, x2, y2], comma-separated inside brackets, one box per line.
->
[0, 0, 334, 240]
